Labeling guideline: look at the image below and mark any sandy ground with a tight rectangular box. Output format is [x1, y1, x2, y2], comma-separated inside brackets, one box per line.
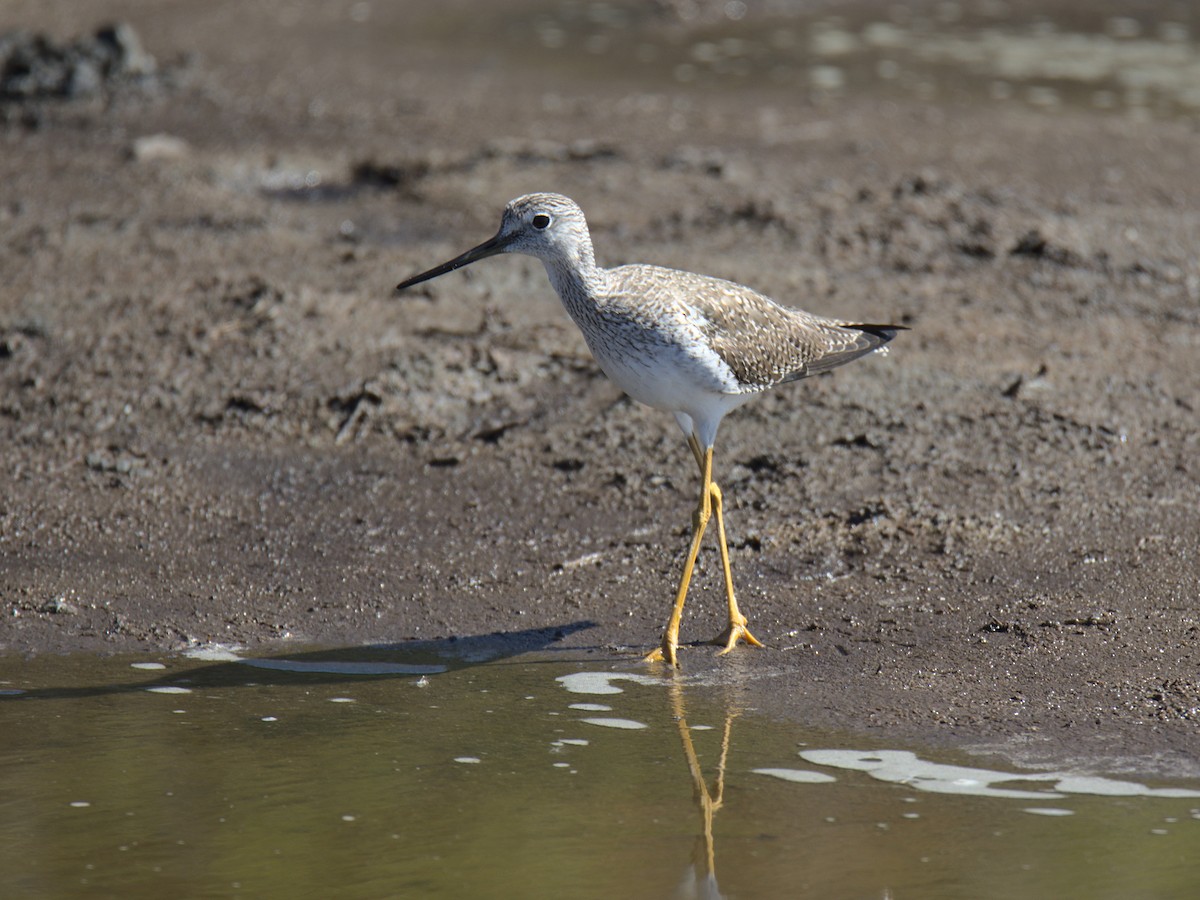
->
[2, 1, 1198, 776]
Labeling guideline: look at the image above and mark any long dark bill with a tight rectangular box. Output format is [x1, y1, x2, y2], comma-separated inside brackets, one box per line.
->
[394, 231, 512, 294]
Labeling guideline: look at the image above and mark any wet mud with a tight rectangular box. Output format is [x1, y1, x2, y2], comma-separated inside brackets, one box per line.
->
[1, 1, 1198, 775]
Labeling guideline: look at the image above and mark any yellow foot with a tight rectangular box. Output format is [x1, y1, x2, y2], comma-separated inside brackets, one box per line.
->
[710, 622, 764, 656]
[644, 641, 680, 667]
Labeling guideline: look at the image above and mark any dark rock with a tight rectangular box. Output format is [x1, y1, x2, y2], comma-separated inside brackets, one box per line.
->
[0, 22, 161, 104]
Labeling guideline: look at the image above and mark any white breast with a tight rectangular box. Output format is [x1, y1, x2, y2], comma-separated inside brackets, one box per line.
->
[585, 325, 752, 425]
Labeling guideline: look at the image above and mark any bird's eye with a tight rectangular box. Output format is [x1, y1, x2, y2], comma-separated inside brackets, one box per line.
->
[532, 213, 551, 230]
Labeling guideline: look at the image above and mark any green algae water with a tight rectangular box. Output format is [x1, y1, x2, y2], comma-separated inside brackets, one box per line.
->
[1, 645, 1198, 899]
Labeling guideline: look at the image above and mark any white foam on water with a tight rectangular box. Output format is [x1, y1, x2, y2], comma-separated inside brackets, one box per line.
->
[329, 697, 355, 703]
[183, 645, 244, 661]
[557, 672, 659, 695]
[1024, 808, 1075, 817]
[568, 703, 612, 712]
[1053, 775, 1200, 799]
[552, 739, 589, 747]
[130, 662, 166, 670]
[261, 716, 278, 722]
[581, 717, 648, 730]
[69, 801, 91, 808]
[800, 750, 1061, 799]
[145, 686, 192, 695]
[752, 768, 838, 784]
[454, 757, 482, 764]
[798, 750, 1200, 801]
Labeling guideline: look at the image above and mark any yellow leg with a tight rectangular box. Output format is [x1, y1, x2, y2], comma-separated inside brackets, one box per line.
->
[708, 480, 763, 654]
[646, 445, 715, 666]
[646, 441, 763, 666]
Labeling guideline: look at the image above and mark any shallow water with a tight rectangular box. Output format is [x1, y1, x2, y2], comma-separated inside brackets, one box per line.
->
[2, 645, 1198, 899]
[478, 2, 1200, 122]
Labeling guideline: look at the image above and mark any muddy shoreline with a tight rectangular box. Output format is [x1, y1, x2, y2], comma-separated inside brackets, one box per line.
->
[2, 1, 1198, 776]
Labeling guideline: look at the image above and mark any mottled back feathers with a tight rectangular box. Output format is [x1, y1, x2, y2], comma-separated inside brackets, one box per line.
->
[606, 264, 902, 393]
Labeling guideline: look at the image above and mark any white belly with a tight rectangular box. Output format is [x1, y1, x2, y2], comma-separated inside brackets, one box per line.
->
[584, 329, 754, 442]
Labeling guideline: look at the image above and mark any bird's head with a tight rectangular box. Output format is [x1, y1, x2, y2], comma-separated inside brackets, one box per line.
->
[395, 192, 593, 293]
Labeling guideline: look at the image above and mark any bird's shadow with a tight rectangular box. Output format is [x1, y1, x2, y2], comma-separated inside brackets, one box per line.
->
[1, 620, 598, 702]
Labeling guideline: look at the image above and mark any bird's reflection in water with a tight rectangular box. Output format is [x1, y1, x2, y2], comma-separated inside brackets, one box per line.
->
[668, 676, 736, 900]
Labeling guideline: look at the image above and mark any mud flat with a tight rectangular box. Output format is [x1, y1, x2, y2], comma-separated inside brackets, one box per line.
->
[1, 1, 1198, 775]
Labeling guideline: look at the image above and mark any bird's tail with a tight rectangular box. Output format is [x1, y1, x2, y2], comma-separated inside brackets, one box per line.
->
[802, 323, 908, 376]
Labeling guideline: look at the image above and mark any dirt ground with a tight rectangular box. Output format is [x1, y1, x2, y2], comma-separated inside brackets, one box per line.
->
[2, 1, 1198, 776]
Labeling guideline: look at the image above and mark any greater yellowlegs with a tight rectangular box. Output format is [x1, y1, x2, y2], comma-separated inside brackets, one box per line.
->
[395, 193, 904, 666]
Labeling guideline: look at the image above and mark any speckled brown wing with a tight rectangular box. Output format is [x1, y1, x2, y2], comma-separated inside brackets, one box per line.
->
[667, 269, 902, 391]
[605, 264, 903, 392]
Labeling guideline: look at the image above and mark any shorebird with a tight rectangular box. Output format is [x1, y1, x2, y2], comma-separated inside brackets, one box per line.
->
[395, 193, 903, 666]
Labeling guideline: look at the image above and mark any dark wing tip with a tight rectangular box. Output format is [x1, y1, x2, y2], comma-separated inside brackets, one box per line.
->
[792, 322, 906, 380]
[851, 323, 908, 343]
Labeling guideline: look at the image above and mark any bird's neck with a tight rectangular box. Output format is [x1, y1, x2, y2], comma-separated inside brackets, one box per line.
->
[540, 248, 607, 320]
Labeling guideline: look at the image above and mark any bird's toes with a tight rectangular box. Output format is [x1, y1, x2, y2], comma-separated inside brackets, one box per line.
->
[711, 623, 764, 655]
[644, 643, 680, 667]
